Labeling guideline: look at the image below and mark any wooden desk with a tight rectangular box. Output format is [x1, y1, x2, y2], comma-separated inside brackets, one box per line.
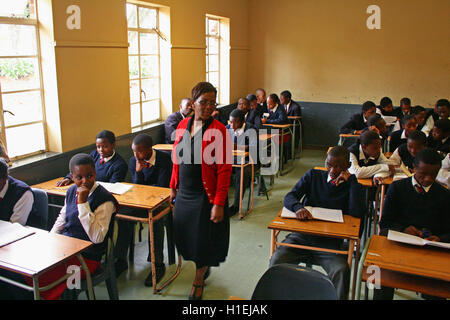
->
[31, 178, 181, 294]
[288, 116, 302, 158]
[232, 150, 255, 220]
[355, 235, 450, 299]
[152, 144, 174, 152]
[263, 123, 294, 176]
[268, 210, 361, 299]
[0, 228, 94, 300]
[338, 134, 359, 146]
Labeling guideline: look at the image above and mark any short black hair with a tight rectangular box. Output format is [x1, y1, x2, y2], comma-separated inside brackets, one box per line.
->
[268, 93, 280, 104]
[367, 114, 383, 127]
[359, 130, 380, 146]
[413, 105, 426, 114]
[191, 82, 217, 102]
[401, 114, 417, 125]
[96, 130, 116, 144]
[132, 134, 153, 149]
[400, 97, 411, 106]
[407, 130, 427, 145]
[362, 101, 376, 112]
[379, 97, 392, 108]
[280, 90, 292, 100]
[436, 99, 450, 109]
[434, 118, 450, 133]
[230, 109, 245, 122]
[413, 148, 442, 167]
[328, 146, 350, 161]
[69, 153, 95, 173]
[246, 94, 257, 102]
[0, 158, 9, 179]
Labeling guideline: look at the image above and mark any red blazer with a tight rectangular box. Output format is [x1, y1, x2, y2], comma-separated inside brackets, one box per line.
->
[170, 118, 233, 207]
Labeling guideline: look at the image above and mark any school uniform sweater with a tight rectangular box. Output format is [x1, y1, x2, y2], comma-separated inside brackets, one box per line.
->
[129, 149, 172, 188]
[427, 131, 450, 157]
[396, 143, 414, 169]
[380, 177, 450, 242]
[0, 176, 34, 223]
[339, 113, 368, 134]
[389, 129, 407, 153]
[245, 109, 262, 130]
[265, 105, 288, 125]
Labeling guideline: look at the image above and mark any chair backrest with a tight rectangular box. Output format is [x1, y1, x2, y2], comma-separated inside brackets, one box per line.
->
[26, 188, 49, 230]
[251, 264, 338, 300]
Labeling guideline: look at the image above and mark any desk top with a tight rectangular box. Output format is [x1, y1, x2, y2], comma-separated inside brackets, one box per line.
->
[152, 144, 174, 151]
[287, 116, 302, 120]
[339, 133, 359, 138]
[32, 178, 170, 210]
[263, 123, 292, 128]
[0, 228, 92, 277]
[313, 167, 393, 187]
[364, 235, 450, 282]
[268, 210, 360, 240]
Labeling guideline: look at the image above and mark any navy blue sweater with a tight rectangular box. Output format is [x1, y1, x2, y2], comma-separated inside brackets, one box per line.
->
[129, 149, 171, 188]
[0, 177, 34, 222]
[380, 177, 450, 242]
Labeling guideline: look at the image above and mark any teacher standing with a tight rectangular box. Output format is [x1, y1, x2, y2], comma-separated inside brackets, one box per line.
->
[170, 82, 233, 300]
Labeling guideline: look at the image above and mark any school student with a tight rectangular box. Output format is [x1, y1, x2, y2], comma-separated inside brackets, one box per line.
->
[375, 148, 450, 300]
[255, 88, 268, 114]
[114, 134, 171, 287]
[394, 97, 412, 122]
[388, 115, 418, 153]
[269, 146, 366, 300]
[0, 159, 34, 225]
[165, 98, 193, 143]
[427, 119, 450, 158]
[57, 130, 128, 186]
[436, 154, 450, 188]
[377, 97, 397, 117]
[339, 101, 377, 135]
[226, 109, 257, 216]
[389, 130, 427, 174]
[413, 105, 434, 136]
[348, 131, 394, 179]
[428, 98, 450, 123]
[261, 94, 288, 125]
[238, 96, 262, 130]
[280, 90, 302, 117]
[363, 114, 388, 146]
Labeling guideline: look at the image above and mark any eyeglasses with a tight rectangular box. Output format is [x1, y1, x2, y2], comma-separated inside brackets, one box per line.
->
[197, 100, 218, 107]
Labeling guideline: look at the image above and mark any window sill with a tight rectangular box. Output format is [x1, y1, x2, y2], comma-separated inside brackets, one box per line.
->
[10, 151, 60, 169]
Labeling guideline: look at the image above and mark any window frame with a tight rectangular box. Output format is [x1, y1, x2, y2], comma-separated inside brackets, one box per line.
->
[205, 16, 221, 104]
[0, 8, 48, 161]
[127, 2, 162, 131]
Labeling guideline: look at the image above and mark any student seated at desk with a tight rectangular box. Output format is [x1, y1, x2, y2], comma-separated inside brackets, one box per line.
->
[375, 148, 450, 300]
[114, 134, 171, 287]
[427, 118, 450, 159]
[226, 109, 257, 216]
[339, 101, 377, 135]
[389, 131, 427, 174]
[362, 114, 388, 146]
[388, 115, 418, 153]
[57, 130, 128, 186]
[0, 159, 34, 225]
[280, 90, 302, 117]
[376, 97, 396, 117]
[413, 105, 434, 136]
[165, 98, 193, 143]
[269, 146, 366, 300]
[261, 94, 288, 125]
[394, 97, 412, 122]
[255, 88, 268, 114]
[348, 131, 395, 180]
[427, 98, 450, 124]
[238, 96, 261, 130]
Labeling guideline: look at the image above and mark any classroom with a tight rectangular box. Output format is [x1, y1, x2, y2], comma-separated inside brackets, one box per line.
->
[0, 0, 448, 302]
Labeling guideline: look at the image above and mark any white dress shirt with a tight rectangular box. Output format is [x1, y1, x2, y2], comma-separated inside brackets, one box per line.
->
[411, 175, 431, 193]
[436, 154, 450, 188]
[102, 150, 115, 163]
[349, 145, 390, 179]
[421, 116, 434, 136]
[0, 179, 33, 225]
[51, 182, 115, 244]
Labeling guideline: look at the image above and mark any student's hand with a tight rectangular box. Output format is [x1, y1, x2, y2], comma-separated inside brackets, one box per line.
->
[56, 178, 73, 187]
[261, 118, 267, 124]
[354, 130, 363, 135]
[210, 205, 224, 223]
[170, 188, 177, 204]
[76, 185, 90, 204]
[373, 177, 384, 185]
[135, 159, 145, 172]
[425, 235, 440, 242]
[403, 225, 423, 238]
[388, 165, 396, 176]
[335, 170, 351, 184]
[295, 208, 313, 221]
[369, 126, 380, 134]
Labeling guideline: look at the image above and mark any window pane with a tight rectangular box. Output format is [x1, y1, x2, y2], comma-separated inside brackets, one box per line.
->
[126, 3, 137, 28]
[0, 0, 35, 19]
[5, 122, 45, 158]
[140, 55, 158, 78]
[129, 56, 139, 79]
[139, 32, 158, 55]
[206, 55, 208, 73]
[0, 58, 40, 92]
[139, 7, 157, 29]
[208, 72, 219, 89]
[128, 31, 138, 54]
[208, 55, 219, 72]
[142, 100, 159, 123]
[208, 19, 219, 36]
[141, 78, 159, 100]
[130, 103, 141, 127]
[0, 24, 37, 56]
[129, 80, 140, 104]
[208, 37, 219, 54]
[2, 90, 42, 126]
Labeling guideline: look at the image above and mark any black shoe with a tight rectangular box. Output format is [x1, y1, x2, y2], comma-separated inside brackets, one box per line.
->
[144, 264, 166, 287]
[114, 259, 128, 278]
[203, 267, 211, 281]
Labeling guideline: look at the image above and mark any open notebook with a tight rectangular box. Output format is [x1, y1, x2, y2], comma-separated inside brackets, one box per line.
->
[97, 182, 133, 195]
[382, 115, 398, 126]
[0, 221, 35, 248]
[388, 230, 450, 250]
[281, 206, 344, 223]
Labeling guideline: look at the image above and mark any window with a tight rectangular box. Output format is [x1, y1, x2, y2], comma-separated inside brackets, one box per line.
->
[0, 0, 47, 160]
[127, 2, 162, 130]
[205, 16, 220, 102]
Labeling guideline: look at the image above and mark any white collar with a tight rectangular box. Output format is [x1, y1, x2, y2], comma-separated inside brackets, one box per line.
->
[270, 104, 278, 113]
[442, 136, 449, 144]
[411, 175, 431, 193]
[145, 149, 157, 167]
[400, 130, 407, 140]
[363, 115, 368, 123]
[234, 123, 246, 136]
[88, 182, 99, 197]
[180, 110, 188, 119]
[358, 145, 378, 162]
[102, 150, 115, 163]
[0, 179, 9, 198]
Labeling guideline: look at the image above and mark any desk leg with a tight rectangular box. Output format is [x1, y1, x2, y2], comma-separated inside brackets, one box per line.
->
[33, 275, 40, 300]
[379, 185, 386, 231]
[354, 238, 370, 300]
[239, 162, 244, 220]
[292, 123, 296, 160]
[299, 120, 303, 155]
[280, 130, 285, 175]
[270, 230, 279, 257]
[77, 253, 94, 300]
[249, 163, 254, 213]
[148, 209, 158, 294]
[350, 240, 360, 300]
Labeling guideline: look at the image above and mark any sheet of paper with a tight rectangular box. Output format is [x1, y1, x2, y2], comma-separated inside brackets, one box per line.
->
[281, 206, 344, 223]
[382, 115, 398, 125]
[263, 113, 270, 118]
[97, 182, 133, 195]
[387, 230, 450, 249]
[0, 221, 35, 248]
